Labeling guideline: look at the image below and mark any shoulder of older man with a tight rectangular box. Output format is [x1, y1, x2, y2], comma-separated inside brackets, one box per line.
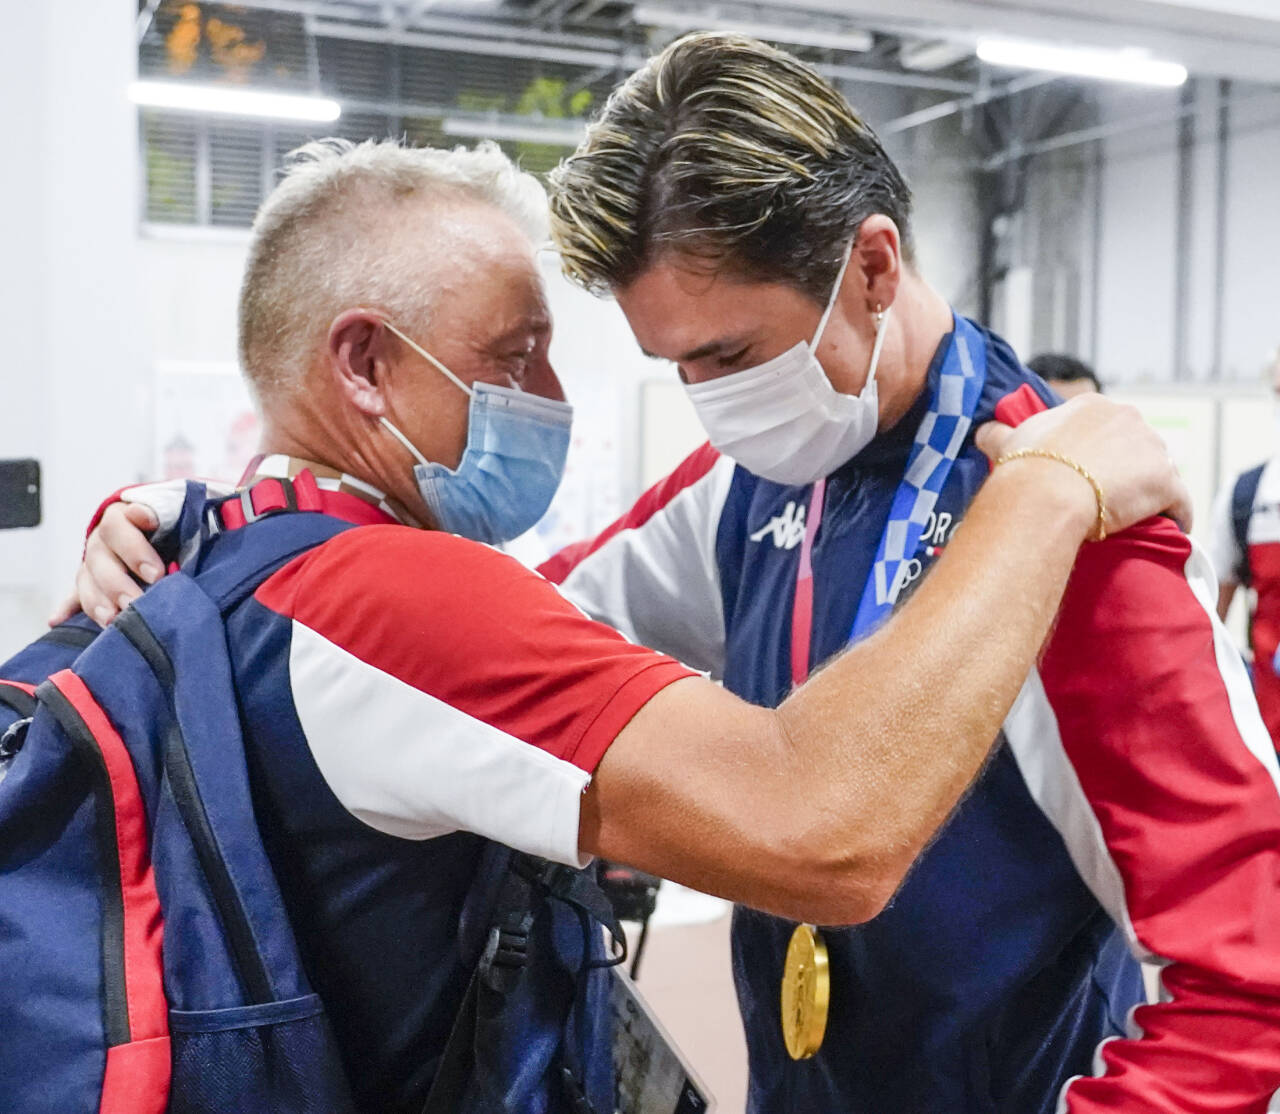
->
[252, 524, 566, 621]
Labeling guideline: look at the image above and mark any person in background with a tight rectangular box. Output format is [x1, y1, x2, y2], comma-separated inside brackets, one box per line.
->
[1208, 347, 1280, 748]
[1027, 352, 1103, 398]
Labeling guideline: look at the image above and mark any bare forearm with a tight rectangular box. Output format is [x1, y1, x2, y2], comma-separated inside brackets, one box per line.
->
[588, 397, 1189, 924]
[776, 462, 1094, 904]
[1217, 582, 1236, 622]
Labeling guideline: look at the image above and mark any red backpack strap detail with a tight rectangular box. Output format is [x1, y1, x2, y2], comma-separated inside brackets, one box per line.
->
[249, 478, 290, 518]
[292, 468, 324, 512]
[219, 494, 248, 531]
[100, 1036, 171, 1114]
[46, 670, 171, 1107]
[212, 471, 384, 533]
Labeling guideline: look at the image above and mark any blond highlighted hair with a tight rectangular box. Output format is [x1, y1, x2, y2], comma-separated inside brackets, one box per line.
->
[548, 32, 912, 300]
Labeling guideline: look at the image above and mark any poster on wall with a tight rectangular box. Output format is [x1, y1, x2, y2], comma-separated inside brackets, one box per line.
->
[154, 362, 260, 487]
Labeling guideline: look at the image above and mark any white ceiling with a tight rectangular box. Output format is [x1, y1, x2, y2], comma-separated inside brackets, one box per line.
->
[792, 0, 1280, 83]
[1145, 0, 1280, 19]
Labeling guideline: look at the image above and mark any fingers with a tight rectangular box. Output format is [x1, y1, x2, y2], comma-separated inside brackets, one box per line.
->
[76, 560, 119, 629]
[105, 503, 164, 585]
[974, 421, 1013, 461]
[982, 396, 1190, 538]
[68, 501, 167, 629]
[1167, 474, 1194, 534]
[124, 500, 160, 532]
[47, 592, 80, 628]
[81, 526, 151, 625]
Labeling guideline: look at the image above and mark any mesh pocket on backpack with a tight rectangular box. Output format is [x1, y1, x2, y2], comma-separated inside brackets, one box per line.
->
[168, 994, 355, 1114]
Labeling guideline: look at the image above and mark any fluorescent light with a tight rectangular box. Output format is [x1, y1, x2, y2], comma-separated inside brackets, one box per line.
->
[899, 40, 973, 73]
[633, 6, 873, 53]
[975, 39, 1187, 87]
[128, 81, 341, 122]
[442, 115, 587, 147]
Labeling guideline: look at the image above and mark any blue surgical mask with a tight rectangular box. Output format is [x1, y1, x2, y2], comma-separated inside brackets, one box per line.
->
[379, 322, 573, 545]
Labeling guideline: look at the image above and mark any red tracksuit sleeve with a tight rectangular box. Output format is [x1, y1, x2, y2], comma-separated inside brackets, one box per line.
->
[1047, 523, 1280, 1112]
[999, 384, 1280, 1111]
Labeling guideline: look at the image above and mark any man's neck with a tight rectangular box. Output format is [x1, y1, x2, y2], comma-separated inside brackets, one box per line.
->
[256, 409, 431, 528]
[877, 279, 956, 434]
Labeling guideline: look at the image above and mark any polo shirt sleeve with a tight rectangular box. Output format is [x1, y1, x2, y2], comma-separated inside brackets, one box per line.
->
[254, 525, 696, 866]
[537, 442, 736, 679]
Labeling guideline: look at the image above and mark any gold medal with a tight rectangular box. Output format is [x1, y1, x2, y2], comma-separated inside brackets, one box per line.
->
[780, 923, 830, 1060]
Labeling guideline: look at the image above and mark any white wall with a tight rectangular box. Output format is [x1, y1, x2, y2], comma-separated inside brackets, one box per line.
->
[1, 2, 51, 653]
[889, 111, 984, 317]
[1096, 105, 1181, 383]
[1017, 79, 1280, 388]
[1222, 87, 1280, 379]
[0, 0, 149, 659]
[141, 231, 248, 367]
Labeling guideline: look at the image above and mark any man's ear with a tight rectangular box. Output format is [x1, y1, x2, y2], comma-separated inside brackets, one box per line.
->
[328, 309, 393, 417]
[851, 215, 903, 314]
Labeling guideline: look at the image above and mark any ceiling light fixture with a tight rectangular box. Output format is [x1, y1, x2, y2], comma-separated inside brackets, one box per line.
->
[441, 115, 587, 147]
[128, 80, 342, 122]
[632, 6, 873, 54]
[899, 40, 973, 73]
[975, 39, 1187, 87]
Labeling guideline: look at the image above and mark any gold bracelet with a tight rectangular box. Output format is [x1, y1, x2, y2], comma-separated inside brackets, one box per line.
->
[994, 448, 1109, 542]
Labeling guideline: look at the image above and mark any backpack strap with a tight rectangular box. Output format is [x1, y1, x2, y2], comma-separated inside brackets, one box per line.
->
[1232, 464, 1265, 588]
[188, 493, 358, 615]
[421, 849, 625, 1114]
[0, 680, 37, 720]
[105, 503, 358, 1006]
[512, 857, 627, 964]
[34, 625, 99, 653]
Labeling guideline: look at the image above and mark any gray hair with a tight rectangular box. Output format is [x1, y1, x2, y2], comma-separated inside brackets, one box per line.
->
[239, 138, 549, 397]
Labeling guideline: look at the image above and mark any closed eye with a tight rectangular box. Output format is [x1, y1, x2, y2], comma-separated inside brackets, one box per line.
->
[716, 347, 750, 370]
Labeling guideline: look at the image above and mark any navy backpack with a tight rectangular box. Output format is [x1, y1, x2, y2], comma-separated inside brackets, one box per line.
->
[1232, 462, 1265, 587]
[0, 483, 621, 1114]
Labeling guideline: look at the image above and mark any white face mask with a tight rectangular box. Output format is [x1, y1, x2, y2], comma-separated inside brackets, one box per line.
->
[683, 245, 892, 486]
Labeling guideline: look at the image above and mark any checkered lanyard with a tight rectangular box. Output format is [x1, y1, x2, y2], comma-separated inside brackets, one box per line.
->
[851, 312, 988, 641]
[790, 313, 988, 685]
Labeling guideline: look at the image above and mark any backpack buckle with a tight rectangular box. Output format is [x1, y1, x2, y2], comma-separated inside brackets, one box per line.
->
[560, 1067, 601, 1114]
[203, 503, 224, 540]
[479, 911, 534, 993]
[238, 478, 298, 525]
[207, 477, 303, 534]
[0, 717, 31, 762]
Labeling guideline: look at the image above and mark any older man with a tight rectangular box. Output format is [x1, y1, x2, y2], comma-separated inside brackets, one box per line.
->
[24, 136, 1178, 1112]
[539, 32, 1280, 1114]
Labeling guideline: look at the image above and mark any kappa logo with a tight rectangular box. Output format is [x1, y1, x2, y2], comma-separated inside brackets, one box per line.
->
[750, 501, 807, 550]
